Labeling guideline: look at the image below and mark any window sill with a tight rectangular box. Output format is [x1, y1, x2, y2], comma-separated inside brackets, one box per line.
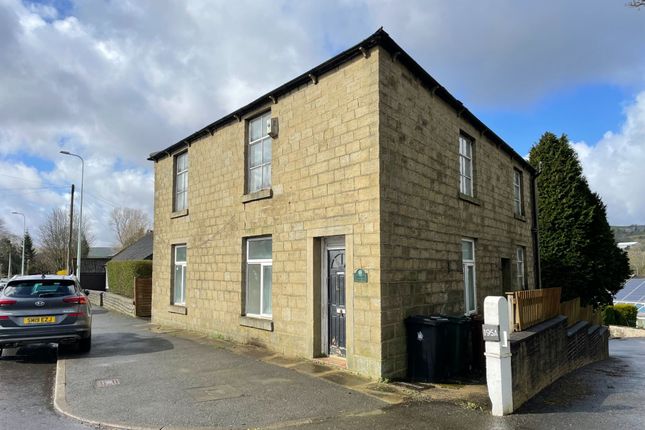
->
[242, 188, 273, 204]
[458, 192, 481, 206]
[168, 305, 187, 315]
[514, 213, 527, 222]
[239, 315, 274, 331]
[171, 209, 189, 219]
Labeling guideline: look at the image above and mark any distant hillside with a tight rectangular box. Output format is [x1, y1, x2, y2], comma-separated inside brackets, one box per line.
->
[612, 225, 645, 244]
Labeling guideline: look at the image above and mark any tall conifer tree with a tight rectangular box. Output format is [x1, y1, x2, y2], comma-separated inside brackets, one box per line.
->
[529, 132, 630, 306]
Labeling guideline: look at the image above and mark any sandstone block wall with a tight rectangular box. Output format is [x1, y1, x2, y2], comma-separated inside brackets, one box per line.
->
[152, 49, 383, 377]
[378, 53, 536, 377]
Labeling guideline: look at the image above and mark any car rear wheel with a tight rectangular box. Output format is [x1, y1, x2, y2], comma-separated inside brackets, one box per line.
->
[78, 335, 91, 354]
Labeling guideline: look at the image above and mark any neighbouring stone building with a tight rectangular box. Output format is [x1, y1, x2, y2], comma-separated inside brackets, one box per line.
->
[148, 29, 538, 379]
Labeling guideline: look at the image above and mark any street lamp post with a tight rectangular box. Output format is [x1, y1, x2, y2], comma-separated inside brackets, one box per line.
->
[10, 211, 25, 275]
[60, 151, 84, 281]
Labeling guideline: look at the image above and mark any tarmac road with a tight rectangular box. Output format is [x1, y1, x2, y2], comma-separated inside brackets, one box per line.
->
[0, 345, 93, 430]
[1, 322, 644, 430]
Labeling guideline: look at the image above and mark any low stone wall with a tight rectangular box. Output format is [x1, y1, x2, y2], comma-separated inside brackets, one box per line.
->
[87, 291, 136, 318]
[609, 325, 645, 338]
[510, 315, 608, 410]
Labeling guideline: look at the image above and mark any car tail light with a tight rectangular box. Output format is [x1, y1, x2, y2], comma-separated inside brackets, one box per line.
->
[63, 296, 88, 304]
[0, 315, 8, 320]
[0, 299, 16, 307]
[67, 312, 86, 317]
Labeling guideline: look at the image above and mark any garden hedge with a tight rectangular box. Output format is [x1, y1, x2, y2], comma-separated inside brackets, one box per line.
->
[106, 260, 152, 298]
[602, 303, 638, 327]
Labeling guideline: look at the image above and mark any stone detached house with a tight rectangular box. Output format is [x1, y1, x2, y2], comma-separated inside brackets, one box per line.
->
[148, 29, 538, 379]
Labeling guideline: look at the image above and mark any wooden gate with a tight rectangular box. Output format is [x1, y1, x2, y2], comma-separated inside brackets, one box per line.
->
[134, 277, 152, 317]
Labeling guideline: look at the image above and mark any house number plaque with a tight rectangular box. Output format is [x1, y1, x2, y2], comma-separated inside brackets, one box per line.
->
[482, 324, 500, 342]
[353, 269, 368, 283]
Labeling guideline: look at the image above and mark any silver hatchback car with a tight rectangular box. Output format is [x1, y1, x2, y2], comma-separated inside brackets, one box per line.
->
[0, 274, 92, 355]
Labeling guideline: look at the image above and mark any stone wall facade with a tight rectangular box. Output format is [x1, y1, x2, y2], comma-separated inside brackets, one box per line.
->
[152, 50, 384, 377]
[151, 41, 536, 379]
[378, 54, 536, 377]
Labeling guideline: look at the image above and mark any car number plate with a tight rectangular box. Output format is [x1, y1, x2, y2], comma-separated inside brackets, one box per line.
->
[24, 316, 56, 324]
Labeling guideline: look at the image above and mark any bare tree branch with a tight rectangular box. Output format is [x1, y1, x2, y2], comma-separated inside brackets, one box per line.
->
[110, 207, 150, 250]
[37, 208, 91, 273]
[627, 0, 645, 8]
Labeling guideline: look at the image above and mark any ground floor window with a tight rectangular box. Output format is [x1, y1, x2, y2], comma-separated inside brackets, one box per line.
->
[516, 246, 526, 290]
[461, 239, 477, 314]
[245, 237, 272, 318]
[172, 244, 187, 305]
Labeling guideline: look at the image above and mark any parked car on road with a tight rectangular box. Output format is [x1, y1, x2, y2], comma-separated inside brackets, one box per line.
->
[0, 274, 92, 355]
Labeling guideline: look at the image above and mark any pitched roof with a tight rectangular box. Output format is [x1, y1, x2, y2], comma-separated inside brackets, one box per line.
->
[86, 247, 116, 259]
[148, 28, 534, 173]
[110, 231, 154, 261]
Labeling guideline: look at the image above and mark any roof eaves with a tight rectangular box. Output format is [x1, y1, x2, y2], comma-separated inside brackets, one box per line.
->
[148, 28, 386, 162]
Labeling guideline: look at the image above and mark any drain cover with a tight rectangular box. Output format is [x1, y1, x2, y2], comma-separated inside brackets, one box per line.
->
[95, 378, 120, 388]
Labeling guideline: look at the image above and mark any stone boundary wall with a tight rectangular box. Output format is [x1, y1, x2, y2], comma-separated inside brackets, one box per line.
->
[510, 315, 609, 410]
[609, 325, 645, 338]
[88, 291, 136, 318]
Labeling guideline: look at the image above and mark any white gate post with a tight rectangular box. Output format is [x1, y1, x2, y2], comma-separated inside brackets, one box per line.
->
[484, 296, 513, 416]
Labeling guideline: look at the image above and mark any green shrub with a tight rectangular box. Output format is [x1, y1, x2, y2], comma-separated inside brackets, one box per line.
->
[602, 306, 622, 326]
[602, 304, 638, 327]
[614, 304, 638, 327]
[106, 260, 152, 298]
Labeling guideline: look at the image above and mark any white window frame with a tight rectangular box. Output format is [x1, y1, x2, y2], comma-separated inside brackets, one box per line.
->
[516, 246, 526, 290]
[247, 112, 272, 193]
[459, 134, 474, 196]
[172, 244, 187, 306]
[245, 237, 272, 318]
[513, 169, 524, 216]
[461, 238, 477, 314]
[174, 151, 188, 211]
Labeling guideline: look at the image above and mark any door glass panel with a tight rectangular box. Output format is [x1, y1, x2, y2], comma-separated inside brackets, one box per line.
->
[262, 265, 272, 315]
[246, 264, 261, 315]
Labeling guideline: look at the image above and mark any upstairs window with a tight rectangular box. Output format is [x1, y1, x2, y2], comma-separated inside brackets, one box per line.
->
[174, 152, 188, 211]
[247, 113, 272, 193]
[459, 134, 474, 196]
[513, 169, 524, 216]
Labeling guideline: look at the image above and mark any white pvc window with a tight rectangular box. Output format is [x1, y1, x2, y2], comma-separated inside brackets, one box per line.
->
[461, 239, 477, 314]
[172, 245, 187, 305]
[516, 246, 526, 290]
[247, 113, 272, 193]
[513, 169, 524, 216]
[174, 152, 188, 211]
[245, 237, 272, 317]
[459, 134, 473, 196]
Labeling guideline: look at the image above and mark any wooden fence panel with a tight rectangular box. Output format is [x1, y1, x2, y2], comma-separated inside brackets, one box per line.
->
[507, 287, 562, 331]
[134, 277, 152, 318]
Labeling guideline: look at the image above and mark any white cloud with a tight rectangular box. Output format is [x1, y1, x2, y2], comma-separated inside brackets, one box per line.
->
[572, 91, 645, 225]
[1, 0, 645, 244]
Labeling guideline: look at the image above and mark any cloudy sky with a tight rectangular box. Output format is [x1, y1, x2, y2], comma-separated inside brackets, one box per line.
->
[1, 0, 644, 247]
